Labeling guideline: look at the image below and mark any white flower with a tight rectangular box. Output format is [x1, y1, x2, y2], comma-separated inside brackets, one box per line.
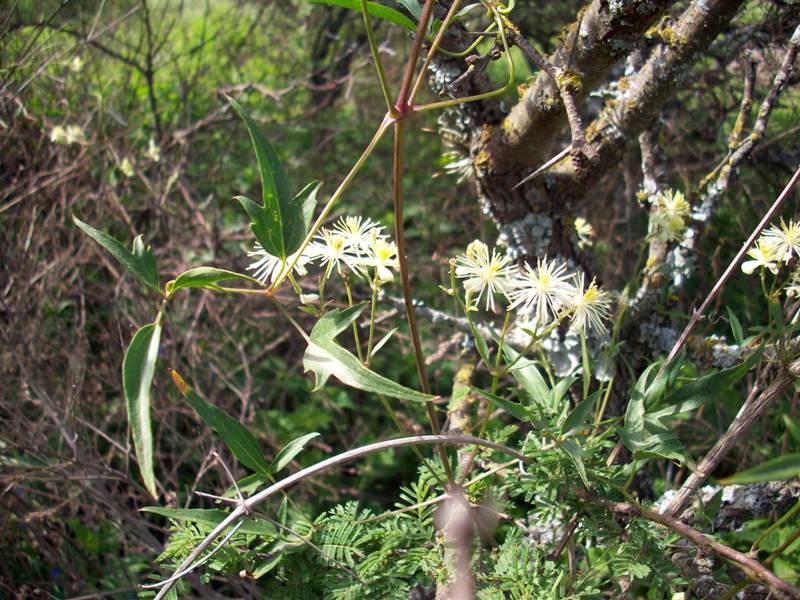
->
[247, 243, 310, 285]
[69, 56, 84, 72]
[146, 138, 161, 162]
[455, 240, 517, 311]
[64, 124, 84, 145]
[507, 255, 574, 324]
[566, 273, 611, 334]
[50, 125, 68, 144]
[50, 124, 84, 145]
[785, 271, 800, 299]
[332, 216, 385, 252]
[760, 219, 800, 263]
[120, 157, 135, 178]
[650, 189, 690, 243]
[299, 293, 319, 305]
[306, 228, 357, 275]
[574, 217, 594, 249]
[354, 232, 399, 283]
[741, 240, 780, 275]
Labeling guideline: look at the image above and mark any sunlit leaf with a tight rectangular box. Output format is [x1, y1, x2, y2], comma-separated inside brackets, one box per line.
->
[73, 216, 160, 294]
[303, 305, 436, 403]
[166, 267, 261, 295]
[308, 0, 416, 32]
[228, 97, 313, 258]
[122, 320, 162, 497]
[271, 432, 321, 473]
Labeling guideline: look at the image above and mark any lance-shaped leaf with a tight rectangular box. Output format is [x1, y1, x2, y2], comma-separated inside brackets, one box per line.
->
[228, 96, 319, 258]
[560, 390, 600, 438]
[122, 320, 162, 497]
[308, 0, 416, 32]
[166, 267, 261, 295]
[141, 507, 275, 536]
[303, 305, 436, 403]
[73, 216, 160, 294]
[271, 432, 321, 473]
[170, 369, 271, 477]
[718, 454, 800, 485]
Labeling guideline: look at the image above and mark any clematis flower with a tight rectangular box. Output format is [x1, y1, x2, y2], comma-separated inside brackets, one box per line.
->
[741, 240, 780, 275]
[247, 243, 310, 285]
[508, 255, 574, 325]
[566, 273, 612, 334]
[760, 219, 800, 263]
[455, 240, 517, 311]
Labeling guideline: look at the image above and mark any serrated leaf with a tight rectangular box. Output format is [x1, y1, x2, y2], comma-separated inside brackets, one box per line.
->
[170, 370, 271, 476]
[308, 0, 416, 32]
[303, 306, 436, 403]
[166, 267, 261, 295]
[122, 321, 162, 497]
[141, 507, 275, 536]
[472, 387, 532, 421]
[560, 391, 600, 437]
[271, 432, 320, 473]
[73, 216, 160, 294]
[718, 454, 800, 485]
[228, 97, 313, 258]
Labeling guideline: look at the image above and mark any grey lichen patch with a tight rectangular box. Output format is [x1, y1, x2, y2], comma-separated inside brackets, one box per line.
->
[639, 319, 679, 355]
[498, 212, 553, 260]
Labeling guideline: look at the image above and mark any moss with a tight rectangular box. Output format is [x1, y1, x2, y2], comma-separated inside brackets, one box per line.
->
[473, 149, 491, 168]
[557, 69, 582, 94]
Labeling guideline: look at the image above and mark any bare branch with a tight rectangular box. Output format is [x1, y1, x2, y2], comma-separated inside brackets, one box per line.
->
[576, 489, 800, 599]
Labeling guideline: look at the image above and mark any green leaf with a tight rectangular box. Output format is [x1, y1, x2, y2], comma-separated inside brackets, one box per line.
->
[303, 306, 436, 403]
[472, 387, 531, 422]
[369, 327, 398, 358]
[122, 321, 162, 497]
[170, 370, 271, 476]
[141, 507, 275, 536]
[503, 346, 551, 408]
[73, 216, 160, 294]
[308, 0, 416, 32]
[718, 454, 800, 485]
[650, 350, 760, 419]
[294, 180, 321, 239]
[560, 439, 589, 488]
[560, 391, 600, 437]
[166, 267, 261, 295]
[228, 97, 312, 258]
[784, 414, 800, 446]
[623, 393, 645, 445]
[271, 432, 321, 473]
[727, 307, 744, 346]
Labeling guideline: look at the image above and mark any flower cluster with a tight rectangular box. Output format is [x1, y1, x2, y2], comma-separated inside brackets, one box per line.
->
[49, 124, 84, 145]
[453, 240, 612, 334]
[246, 215, 398, 289]
[741, 219, 800, 277]
[649, 189, 690, 243]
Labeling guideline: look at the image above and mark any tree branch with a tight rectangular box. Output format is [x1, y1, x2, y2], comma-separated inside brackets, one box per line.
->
[576, 489, 800, 599]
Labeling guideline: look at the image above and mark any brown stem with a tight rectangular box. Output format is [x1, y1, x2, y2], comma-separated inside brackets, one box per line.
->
[395, 0, 436, 113]
[660, 164, 800, 373]
[392, 119, 453, 483]
[576, 489, 800, 599]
